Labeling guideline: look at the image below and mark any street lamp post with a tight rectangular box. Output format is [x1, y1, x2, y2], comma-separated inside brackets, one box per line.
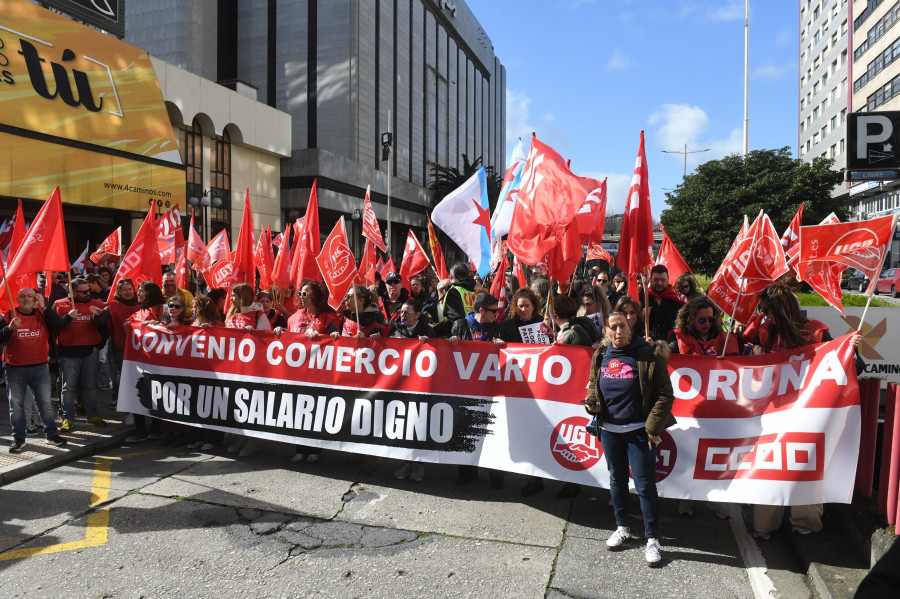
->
[188, 191, 223, 242]
[382, 109, 393, 259]
[662, 144, 711, 178]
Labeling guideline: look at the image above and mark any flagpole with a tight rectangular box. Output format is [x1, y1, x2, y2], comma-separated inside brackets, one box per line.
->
[860, 212, 900, 332]
[2, 277, 15, 309]
[720, 279, 746, 358]
[858, 293, 873, 333]
[642, 267, 650, 340]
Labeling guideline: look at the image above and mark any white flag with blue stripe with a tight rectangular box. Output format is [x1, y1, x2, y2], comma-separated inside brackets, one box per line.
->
[431, 166, 493, 277]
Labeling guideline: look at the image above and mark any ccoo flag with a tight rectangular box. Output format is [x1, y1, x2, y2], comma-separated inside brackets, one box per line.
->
[431, 166, 492, 277]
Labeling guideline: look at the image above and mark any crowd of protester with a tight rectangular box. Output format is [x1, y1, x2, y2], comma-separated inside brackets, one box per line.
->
[1, 258, 864, 566]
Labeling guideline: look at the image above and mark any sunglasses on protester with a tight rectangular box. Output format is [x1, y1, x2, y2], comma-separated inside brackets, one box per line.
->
[696, 317, 712, 324]
[168, 303, 184, 309]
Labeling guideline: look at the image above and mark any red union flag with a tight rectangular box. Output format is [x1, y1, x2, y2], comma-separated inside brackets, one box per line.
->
[107, 209, 161, 301]
[399, 230, 430, 289]
[186, 217, 207, 267]
[316, 217, 359, 310]
[575, 178, 608, 245]
[207, 260, 234, 291]
[740, 212, 788, 283]
[655, 224, 690, 282]
[507, 135, 601, 265]
[798, 214, 897, 295]
[362, 186, 387, 252]
[587, 242, 614, 263]
[707, 216, 765, 324]
[91, 227, 122, 263]
[781, 203, 804, 270]
[616, 131, 654, 295]
[200, 229, 231, 272]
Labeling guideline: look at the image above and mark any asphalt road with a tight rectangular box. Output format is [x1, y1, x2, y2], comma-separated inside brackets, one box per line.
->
[0, 440, 817, 599]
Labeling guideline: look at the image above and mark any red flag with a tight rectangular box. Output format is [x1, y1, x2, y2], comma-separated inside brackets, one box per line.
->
[546, 224, 582, 283]
[399, 231, 430, 289]
[272, 232, 284, 250]
[507, 135, 602, 265]
[362, 185, 387, 252]
[616, 131, 654, 296]
[655, 224, 691, 282]
[294, 181, 322, 285]
[200, 229, 232, 272]
[175, 246, 189, 290]
[798, 214, 844, 314]
[376, 256, 395, 281]
[587, 242, 614, 263]
[91, 227, 123, 264]
[107, 209, 161, 301]
[513, 255, 527, 288]
[358, 238, 377, 285]
[271, 226, 293, 289]
[6, 188, 69, 280]
[316, 217, 359, 310]
[781, 203, 804, 271]
[207, 260, 234, 292]
[157, 205, 182, 236]
[426, 211, 449, 280]
[186, 216, 207, 266]
[798, 214, 897, 295]
[489, 246, 510, 312]
[0, 200, 39, 312]
[707, 212, 787, 324]
[231, 189, 255, 285]
[575, 178, 608, 245]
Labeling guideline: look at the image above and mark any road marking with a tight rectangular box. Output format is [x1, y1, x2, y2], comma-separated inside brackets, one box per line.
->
[726, 503, 777, 599]
[0, 449, 165, 562]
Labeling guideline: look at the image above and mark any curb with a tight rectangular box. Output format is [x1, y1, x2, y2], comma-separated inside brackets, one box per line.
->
[0, 427, 130, 486]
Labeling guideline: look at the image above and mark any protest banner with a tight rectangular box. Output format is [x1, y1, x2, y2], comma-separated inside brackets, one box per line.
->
[119, 326, 860, 505]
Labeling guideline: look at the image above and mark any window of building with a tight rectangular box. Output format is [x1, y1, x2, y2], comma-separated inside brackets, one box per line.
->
[208, 130, 232, 234]
[841, 108, 847, 123]
[177, 119, 203, 202]
[814, 81, 820, 95]
[831, 115, 837, 130]
[814, 132, 820, 144]
[814, 106, 820, 119]
[822, 125, 828, 138]
[830, 144, 836, 158]
[814, 4, 820, 19]
[840, 138, 845, 154]
[815, 30, 821, 44]
[832, 32, 838, 47]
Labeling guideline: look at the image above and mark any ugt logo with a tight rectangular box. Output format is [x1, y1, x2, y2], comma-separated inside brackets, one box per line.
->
[0, 24, 124, 117]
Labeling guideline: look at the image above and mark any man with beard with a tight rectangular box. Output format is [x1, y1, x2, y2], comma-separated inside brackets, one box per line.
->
[640, 265, 686, 342]
[45, 277, 110, 430]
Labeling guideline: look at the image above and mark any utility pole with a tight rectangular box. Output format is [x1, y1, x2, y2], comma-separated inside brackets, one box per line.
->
[662, 144, 711, 178]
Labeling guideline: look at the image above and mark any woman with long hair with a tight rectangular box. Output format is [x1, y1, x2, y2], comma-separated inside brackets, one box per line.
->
[160, 295, 190, 330]
[225, 283, 271, 331]
[748, 277, 861, 539]
[674, 273, 703, 301]
[498, 287, 545, 344]
[190, 296, 225, 328]
[585, 311, 675, 565]
[613, 296, 645, 342]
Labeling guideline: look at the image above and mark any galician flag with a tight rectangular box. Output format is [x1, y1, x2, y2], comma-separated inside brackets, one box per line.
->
[490, 138, 528, 242]
[431, 166, 492, 277]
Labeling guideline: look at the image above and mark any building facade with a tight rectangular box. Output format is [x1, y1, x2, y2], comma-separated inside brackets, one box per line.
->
[799, 0, 851, 206]
[126, 0, 506, 258]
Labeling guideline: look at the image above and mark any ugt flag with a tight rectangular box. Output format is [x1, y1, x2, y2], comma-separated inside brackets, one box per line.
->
[431, 166, 492, 277]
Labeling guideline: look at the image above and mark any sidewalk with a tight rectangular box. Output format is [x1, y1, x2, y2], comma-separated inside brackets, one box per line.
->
[0, 387, 132, 485]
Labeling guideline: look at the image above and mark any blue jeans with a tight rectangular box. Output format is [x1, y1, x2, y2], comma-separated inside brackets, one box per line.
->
[600, 427, 661, 539]
[5, 364, 58, 439]
[59, 352, 100, 420]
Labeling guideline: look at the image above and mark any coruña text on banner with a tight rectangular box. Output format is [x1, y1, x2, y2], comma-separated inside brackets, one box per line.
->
[118, 326, 860, 506]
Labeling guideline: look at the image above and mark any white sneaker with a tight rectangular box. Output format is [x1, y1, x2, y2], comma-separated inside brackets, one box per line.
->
[606, 526, 632, 549]
[409, 463, 425, 482]
[393, 463, 411, 480]
[305, 453, 321, 464]
[645, 538, 662, 565]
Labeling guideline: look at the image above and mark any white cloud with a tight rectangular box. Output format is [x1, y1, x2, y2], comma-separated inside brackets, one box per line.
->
[506, 89, 535, 145]
[608, 48, 631, 70]
[647, 104, 710, 151]
[707, 0, 745, 22]
[707, 127, 744, 159]
[751, 63, 792, 80]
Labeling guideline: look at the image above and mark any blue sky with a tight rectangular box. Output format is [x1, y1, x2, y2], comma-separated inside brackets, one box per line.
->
[469, 0, 798, 219]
